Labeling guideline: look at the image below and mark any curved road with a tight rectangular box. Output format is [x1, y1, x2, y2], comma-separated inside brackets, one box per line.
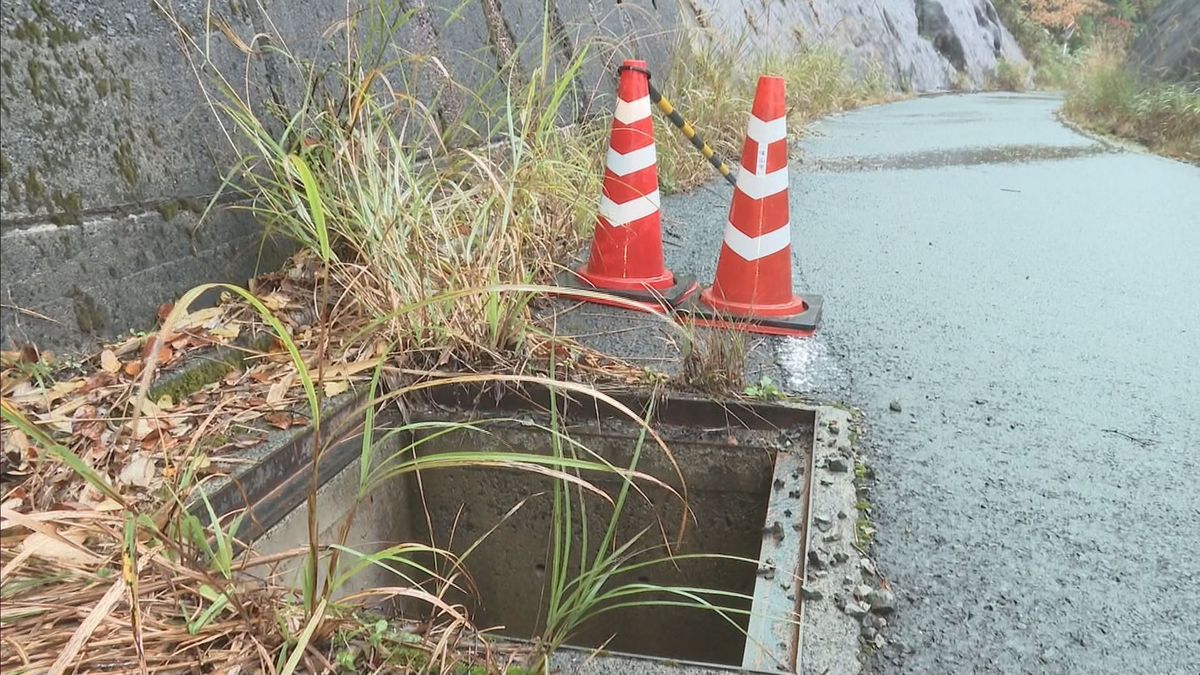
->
[568, 91, 1198, 673]
[772, 93, 1200, 673]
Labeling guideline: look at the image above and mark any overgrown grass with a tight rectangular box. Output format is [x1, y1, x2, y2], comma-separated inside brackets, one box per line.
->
[1063, 41, 1200, 162]
[170, 0, 607, 371]
[759, 47, 889, 123]
[3, 2, 894, 671]
[654, 41, 890, 193]
[993, 1, 1198, 163]
[652, 36, 751, 193]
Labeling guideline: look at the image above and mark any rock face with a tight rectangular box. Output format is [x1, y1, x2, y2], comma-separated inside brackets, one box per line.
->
[688, 0, 1026, 91]
[1130, 0, 1200, 84]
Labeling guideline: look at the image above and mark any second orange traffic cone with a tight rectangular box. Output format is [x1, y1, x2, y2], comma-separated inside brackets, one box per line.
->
[684, 75, 822, 336]
[559, 60, 697, 312]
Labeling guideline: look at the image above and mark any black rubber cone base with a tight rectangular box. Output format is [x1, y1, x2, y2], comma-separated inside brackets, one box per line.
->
[679, 293, 823, 337]
[555, 270, 699, 314]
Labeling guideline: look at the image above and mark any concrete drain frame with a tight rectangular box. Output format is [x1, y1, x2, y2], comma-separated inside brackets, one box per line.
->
[198, 384, 825, 673]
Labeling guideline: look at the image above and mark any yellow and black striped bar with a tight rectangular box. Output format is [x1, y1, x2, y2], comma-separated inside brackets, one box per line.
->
[648, 81, 737, 186]
[615, 63, 736, 186]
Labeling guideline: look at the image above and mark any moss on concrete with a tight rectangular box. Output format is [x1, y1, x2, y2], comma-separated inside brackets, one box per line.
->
[49, 189, 83, 225]
[29, 0, 84, 47]
[148, 334, 274, 403]
[154, 198, 205, 221]
[147, 356, 241, 404]
[113, 139, 139, 188]
[21, 166, 47, 213]
[26, 58, 51, 103]
[69, 287, 107, 335]
[155, 200, 180, 221]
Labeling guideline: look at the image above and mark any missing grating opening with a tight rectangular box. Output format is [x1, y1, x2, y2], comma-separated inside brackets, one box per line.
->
[244, 385, 815, 670]
[407, 422, 770, 664]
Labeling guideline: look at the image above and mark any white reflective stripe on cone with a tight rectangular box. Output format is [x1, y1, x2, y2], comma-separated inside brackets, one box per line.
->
[735, 166, 789, 200]
[598, 190, 661, 227]
[613, 95, 652, 125]
[605, 144, 658, 176]
[745, 114, 787, 145]
[722, 221, 791, 261]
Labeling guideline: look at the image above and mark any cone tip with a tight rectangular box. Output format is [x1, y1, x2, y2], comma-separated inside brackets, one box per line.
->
[757, 74, 786, 92]
[752, 75, 787, 119]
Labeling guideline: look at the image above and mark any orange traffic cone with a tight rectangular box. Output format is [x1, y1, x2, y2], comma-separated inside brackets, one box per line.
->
[684, 75, 822, 336]
[559, 60, 697, 311]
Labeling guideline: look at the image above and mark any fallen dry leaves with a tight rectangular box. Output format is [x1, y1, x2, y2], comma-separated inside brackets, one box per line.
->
[0, 250, 655, 673]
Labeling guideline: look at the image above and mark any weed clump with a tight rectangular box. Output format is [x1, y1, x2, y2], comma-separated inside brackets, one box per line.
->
[994, 59, 1032, 91]
[679, 324, 747, 394]
[1063, 41, 1200, 162]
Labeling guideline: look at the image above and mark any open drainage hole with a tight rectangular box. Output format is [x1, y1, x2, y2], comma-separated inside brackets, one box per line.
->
[391, 421, 783, 666]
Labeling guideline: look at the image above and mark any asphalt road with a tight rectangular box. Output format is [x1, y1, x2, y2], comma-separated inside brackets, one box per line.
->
[752, 92, 1200, 674]
[558, 92, 1198, 673]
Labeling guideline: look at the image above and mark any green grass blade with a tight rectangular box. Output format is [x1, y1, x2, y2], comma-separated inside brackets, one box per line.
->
[286, 153, 331, 261]
[280, 597, 326, 675]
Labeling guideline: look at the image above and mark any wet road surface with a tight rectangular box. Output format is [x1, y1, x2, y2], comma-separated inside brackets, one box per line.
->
[757, 92, 1200, 674]
[561, 92, 1199, 674]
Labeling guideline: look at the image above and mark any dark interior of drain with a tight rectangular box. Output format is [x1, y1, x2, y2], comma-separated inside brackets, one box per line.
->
[388, 389, 807, 666]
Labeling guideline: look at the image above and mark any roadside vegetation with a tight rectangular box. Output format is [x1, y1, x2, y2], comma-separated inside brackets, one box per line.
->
[994, 0, 1200, 163]
[1062, 39, 1200, 162]
[655, 38, 889, 191]
[0, 2, 888, 673]
[992, 58, 1034, 92]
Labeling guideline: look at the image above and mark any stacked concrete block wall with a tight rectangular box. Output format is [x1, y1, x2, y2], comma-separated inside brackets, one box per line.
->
[1, 1, 280, 353]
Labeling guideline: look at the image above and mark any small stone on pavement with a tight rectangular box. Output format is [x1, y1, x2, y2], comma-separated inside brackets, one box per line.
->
[844, 600, 869, 618]
[868, 589, 896, 614]
[826, 456, 850, 472]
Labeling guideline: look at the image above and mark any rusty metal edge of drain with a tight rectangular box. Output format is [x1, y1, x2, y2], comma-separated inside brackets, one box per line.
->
[739, 408, 817, 674]
[424, 382, 817, 432]
[194, 380, 817, 573]
[187, 389, 370, 546]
